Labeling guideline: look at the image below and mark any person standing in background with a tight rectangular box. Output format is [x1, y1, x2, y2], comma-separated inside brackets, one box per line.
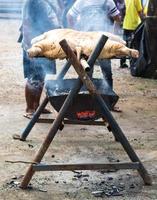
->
[61, 0, 76, 27]
[114, 0, 125, 36]
[114, 0, 125, 17]
[19, 0, 61, 118]
[120, 0, 144, 68]
[67, 0, 121, 89]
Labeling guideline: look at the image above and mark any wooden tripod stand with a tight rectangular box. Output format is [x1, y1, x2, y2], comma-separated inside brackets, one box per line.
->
[20, 36, 152, 189]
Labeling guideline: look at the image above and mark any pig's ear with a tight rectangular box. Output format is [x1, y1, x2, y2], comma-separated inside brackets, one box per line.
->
[27, 46, 42, 57]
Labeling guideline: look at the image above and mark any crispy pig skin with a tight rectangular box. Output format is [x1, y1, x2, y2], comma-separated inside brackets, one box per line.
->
[28, 28, 139, 59]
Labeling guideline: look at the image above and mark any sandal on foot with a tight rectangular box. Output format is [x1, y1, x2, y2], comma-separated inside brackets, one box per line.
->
[23, 112, 34, 119]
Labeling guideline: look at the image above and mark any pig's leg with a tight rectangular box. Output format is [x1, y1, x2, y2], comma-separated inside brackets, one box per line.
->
[118, 46, 139, 58]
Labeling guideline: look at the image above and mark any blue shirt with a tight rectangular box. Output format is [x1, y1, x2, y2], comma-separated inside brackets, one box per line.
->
[22, 0, 61, 50]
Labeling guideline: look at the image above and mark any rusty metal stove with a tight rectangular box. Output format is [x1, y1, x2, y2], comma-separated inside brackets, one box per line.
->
[45, 78, 119, 121]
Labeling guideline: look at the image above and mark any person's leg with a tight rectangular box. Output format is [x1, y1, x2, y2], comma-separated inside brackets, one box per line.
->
[99, 59, 121, 112]
[23, 50, 35, 114]
[23, 54, 45, 116]
[42, 57, 56, 75]
[120, 29, 128, 68]
[25, 81, 34, 114]
[99, 59, 113, 89]
[25, 79, 43, 114]
[120, 57, 128, 68]
[120, 29, 135, 68]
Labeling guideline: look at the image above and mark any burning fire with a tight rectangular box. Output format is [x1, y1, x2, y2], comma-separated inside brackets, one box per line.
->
[76, 110, 96, 120]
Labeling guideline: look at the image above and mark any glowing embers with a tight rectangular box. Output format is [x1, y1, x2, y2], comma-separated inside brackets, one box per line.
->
[76, 110, 96, 120]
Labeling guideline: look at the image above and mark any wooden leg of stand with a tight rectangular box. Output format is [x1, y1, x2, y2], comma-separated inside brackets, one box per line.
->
[60, 39, 152, 185]
[20, 96, 49, 141]
[95, 95, 152, 185]
[20, 89, 78, 188]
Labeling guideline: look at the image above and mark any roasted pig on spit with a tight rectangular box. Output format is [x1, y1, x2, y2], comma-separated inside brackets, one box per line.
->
[28, 29, 139, 59]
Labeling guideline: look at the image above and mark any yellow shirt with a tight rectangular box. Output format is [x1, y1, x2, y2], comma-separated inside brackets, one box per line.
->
[123, 0, 143, 30]
[144, 0, 149, 16]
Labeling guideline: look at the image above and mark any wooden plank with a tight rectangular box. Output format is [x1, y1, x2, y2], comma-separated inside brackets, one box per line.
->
[33, 162, 140, 171]
[37, 118, 106, 126]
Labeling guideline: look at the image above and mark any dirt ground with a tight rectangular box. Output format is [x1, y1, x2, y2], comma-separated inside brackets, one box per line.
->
[0, 19, 157, 200]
